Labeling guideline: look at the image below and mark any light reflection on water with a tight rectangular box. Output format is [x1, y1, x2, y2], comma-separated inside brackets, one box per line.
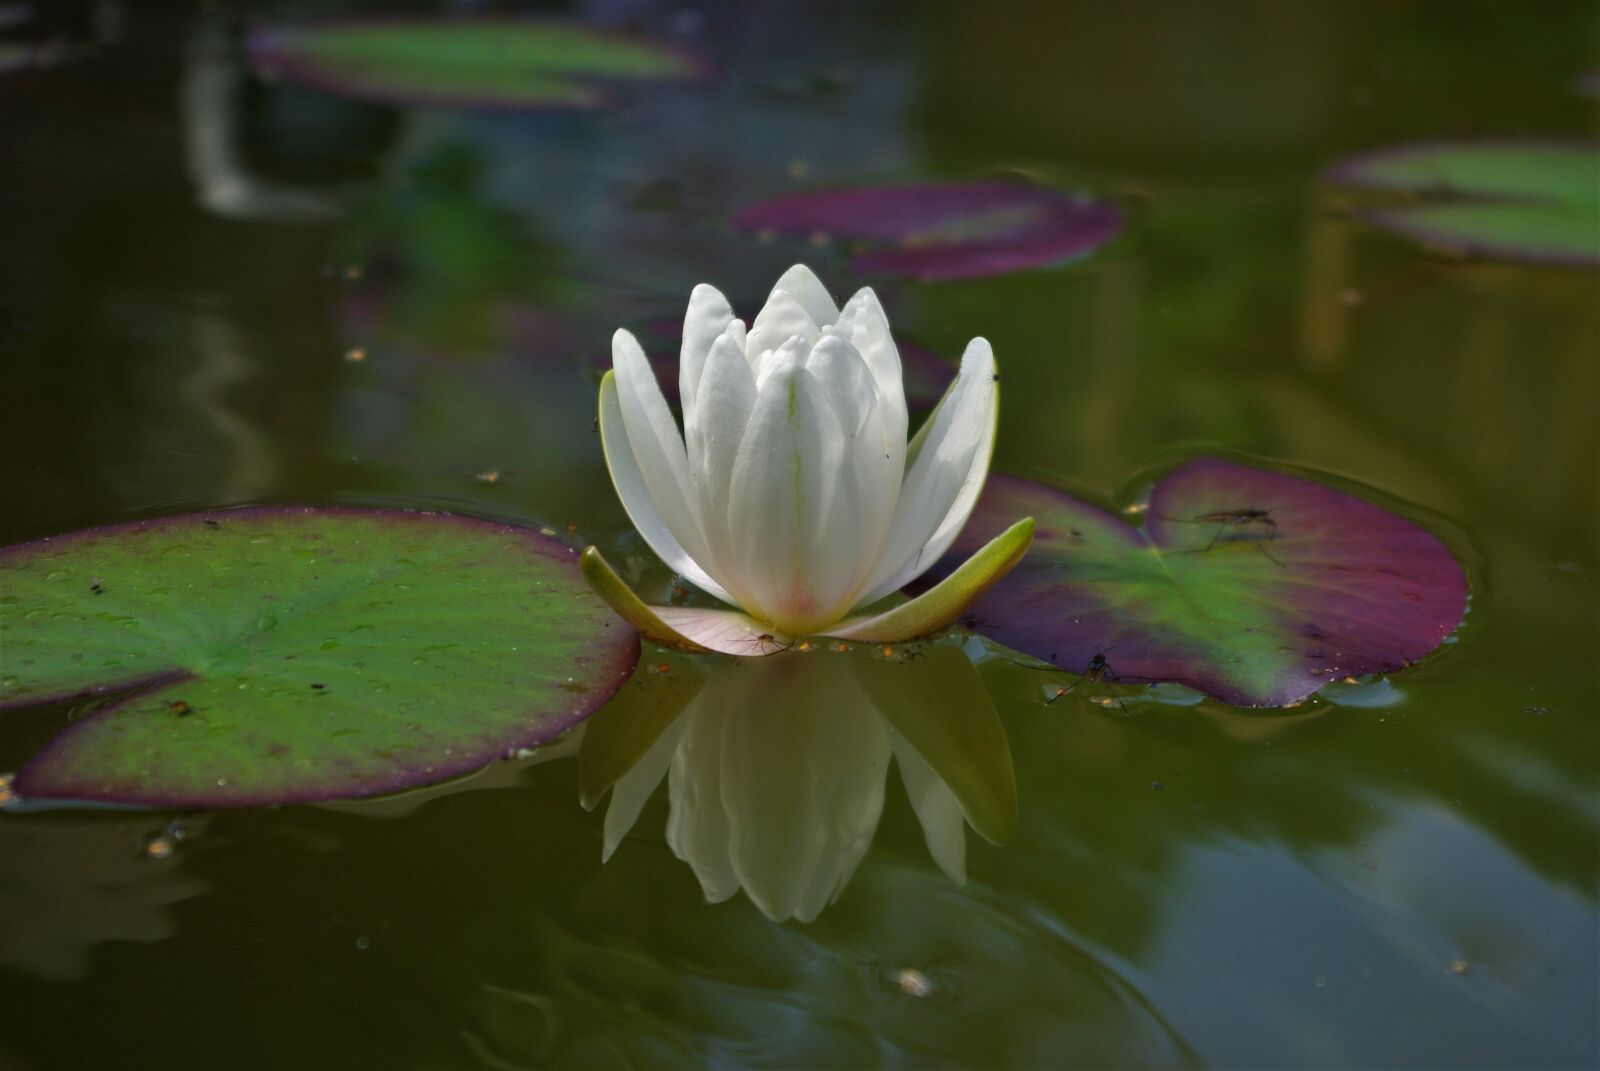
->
[0, 1, 1595, 1068]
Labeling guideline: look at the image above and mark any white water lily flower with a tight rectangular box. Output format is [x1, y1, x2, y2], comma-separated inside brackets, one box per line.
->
[583, 264, 1032, 656]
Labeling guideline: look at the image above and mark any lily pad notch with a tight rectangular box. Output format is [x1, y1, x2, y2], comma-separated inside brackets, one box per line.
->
[929, 458, 1470, 707]
[0, 507, 639, 807]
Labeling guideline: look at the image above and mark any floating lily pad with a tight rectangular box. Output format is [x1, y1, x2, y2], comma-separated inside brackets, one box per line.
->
[248, 18, 703, 111]
[1325, 141, 1600, 266]
[733, 182, 1123, 281]
[935, 459, 1468, 707]
[0, 508, 638, 807]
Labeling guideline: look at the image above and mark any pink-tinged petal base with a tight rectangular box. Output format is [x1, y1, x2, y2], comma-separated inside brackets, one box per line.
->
[580, 547, 792, 656]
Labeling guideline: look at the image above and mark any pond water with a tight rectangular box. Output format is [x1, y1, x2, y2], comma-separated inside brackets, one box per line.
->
[1, 3, 1596, 1068]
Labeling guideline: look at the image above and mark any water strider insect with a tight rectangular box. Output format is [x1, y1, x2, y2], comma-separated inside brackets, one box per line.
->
[1168, 507, 1284, 566]
[1018, 649, 1137, 713]
[755, 632, 796, 652]
[168, 700, 195, 717]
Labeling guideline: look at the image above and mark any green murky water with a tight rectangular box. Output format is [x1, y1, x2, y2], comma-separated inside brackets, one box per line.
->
[1, 3, 1595, 1068]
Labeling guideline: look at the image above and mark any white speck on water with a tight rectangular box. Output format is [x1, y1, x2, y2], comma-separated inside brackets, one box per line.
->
[895, 967, 934, 998]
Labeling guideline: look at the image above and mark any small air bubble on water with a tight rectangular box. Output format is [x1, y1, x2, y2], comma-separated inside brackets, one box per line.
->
[895, 968, 934, 998]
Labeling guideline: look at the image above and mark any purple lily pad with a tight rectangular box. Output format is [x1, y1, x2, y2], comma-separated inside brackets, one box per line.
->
[248, 17, 705, 112]
[938, 459, 1468, 707]
[596, 318, 955, 410]
[0, 508, 638, 807]
[1324, 140, 1600, 267]
[733, 181, 1123, 281]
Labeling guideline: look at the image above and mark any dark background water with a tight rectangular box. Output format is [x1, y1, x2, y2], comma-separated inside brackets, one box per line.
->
[1, 2, 1596, 1068]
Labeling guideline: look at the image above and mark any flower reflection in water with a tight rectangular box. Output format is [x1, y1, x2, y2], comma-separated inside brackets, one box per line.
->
[580, 643, 1016, 923]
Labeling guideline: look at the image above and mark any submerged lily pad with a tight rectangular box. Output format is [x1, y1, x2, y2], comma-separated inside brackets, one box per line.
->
[733, 182, 1123, 281]
[1325, 141, 1600, 266]
[248, 18, 703, 111]
[935, 459, 1468, 707]
[0, 508, 638, 806]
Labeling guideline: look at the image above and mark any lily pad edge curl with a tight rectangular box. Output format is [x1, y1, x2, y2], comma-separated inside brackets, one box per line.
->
[0, 506, 639, 808]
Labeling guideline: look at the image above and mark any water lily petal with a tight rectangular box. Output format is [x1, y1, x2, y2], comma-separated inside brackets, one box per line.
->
[686, 330, 759, 600]
[827, 516, 1031, 643]
[806, 333, 900, 603]
[654, 606, 795, 656]
[804, 333, 876, 436]
[833, 287, 908, 447]
[746, 288, 819, 366]
[856, 337, 998, 604]
[770, 263, 840, 327]
[753, 332, 811, 392]
[678, 283, 734, 410]
[579, 547, 790, 656]
[725, 364, 854, 633]
[597, 371, 732, 603]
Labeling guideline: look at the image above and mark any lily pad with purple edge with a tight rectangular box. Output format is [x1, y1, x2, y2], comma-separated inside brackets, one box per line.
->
[1324, 140, 1600, 267]
[248, 18, 704, 111]
[933, 459, 1468, 707]
[733, 182, 1123, 281]
[0, 508, 638, 807]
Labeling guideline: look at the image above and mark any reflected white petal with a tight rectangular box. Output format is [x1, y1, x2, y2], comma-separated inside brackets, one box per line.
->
[888, 728, 968, 885]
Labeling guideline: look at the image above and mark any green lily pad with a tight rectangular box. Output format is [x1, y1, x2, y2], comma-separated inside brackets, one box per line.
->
[0, 508, 638, 807]
[248, 18, 704, 111]
[1325, 140, 1600, 266]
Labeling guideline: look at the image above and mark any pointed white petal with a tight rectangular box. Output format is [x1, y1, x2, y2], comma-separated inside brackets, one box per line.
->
[857, 337, 998, 605]
[805, 333, 901, 605]
[745, 289, 819, 366]
[770, 263, 839, 327]
[678, 283, 734, 412]
[724, 364, 857, 633]
[833, 287, 908, 448]
[753, 331, 810, 391]
[685, 330, 759, 600]
[598, 367, 733, 604]
[804, 333, 876, 435]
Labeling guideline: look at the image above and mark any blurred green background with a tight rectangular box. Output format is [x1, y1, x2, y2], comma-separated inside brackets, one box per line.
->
[0, 1, 1595, 1068]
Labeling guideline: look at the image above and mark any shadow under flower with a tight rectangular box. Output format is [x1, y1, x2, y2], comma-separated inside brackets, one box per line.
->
[579, 642, 1016, 923]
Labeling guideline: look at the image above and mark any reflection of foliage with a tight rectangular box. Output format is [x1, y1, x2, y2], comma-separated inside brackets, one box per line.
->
[335, 144, 574, 356]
